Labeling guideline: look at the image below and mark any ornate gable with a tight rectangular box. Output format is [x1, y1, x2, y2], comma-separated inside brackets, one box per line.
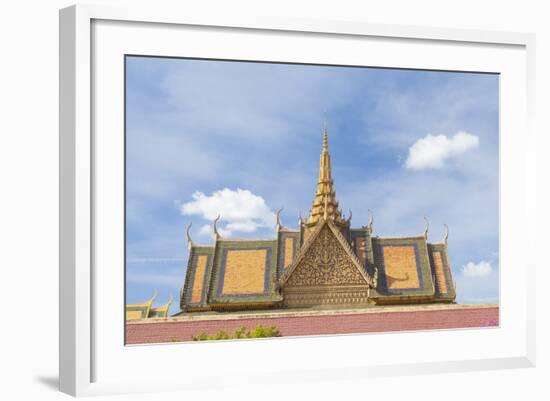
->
[284, 221, 371, 288]
[281, 220, 372, 308]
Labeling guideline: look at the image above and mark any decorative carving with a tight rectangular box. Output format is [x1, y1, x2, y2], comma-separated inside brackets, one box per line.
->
[286, 225, 368, 287]
[283, 286, 370, 307]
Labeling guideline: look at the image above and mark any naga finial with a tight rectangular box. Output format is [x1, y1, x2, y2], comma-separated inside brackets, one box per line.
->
[367, 209, 374, 233]
[213, 214, 221, 240]
[185, 222, 193, 248]
[150, 289, 158, 303]
[347, 209, 353, 224]
[423, 217, 429, 239]
[442, 224, 449, 245]
[276, 208, 284, 231]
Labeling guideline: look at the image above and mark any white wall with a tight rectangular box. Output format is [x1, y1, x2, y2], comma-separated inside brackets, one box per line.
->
[1, 0, 548, 400]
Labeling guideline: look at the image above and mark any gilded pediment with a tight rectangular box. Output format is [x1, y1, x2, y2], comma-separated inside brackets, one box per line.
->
[284, 222, 371, 287]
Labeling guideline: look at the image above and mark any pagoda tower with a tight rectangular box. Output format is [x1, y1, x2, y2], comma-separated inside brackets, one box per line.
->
[303, 125, 348, 240]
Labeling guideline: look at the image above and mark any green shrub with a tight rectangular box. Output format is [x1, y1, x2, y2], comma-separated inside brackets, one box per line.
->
[192, 324, 281, 341]
[192, 332, 209, 341]
[249, 324, 281, 338]
[213, 330, 230, 340]
[232, 326, 248, 339]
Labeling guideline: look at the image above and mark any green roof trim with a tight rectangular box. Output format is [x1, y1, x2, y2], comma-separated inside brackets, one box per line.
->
[427, 243, 456, 301]
[180, 245, 215, 311]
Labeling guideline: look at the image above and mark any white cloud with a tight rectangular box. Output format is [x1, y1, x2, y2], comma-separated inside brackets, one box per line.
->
[225, 221, 259, 233]
[462, 261, 493, 277]
[405, 131, 479, 170]
[181, 188, 275, 237]
[198, 224, 212, 236]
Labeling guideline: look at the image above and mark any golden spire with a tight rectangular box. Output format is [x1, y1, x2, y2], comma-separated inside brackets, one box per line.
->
[323, 122, 328, 151]
[306, 123, 345, 227]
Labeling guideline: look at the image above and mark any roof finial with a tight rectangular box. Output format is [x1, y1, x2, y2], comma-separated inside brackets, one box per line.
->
[423, 217, 429, 239]
[367, 209, 374, 234]
[150, 289, 158, 304]
[298, 211, 304, 225]
[347, 209, 353, 224]
[213, 214, 221, 240]
[185, 222, 193, 249]
[442, 224, 449, 245]
[276, 208, 284, 231]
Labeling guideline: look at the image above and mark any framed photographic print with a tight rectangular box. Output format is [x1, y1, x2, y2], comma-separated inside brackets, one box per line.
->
[59, 4, 536, 397]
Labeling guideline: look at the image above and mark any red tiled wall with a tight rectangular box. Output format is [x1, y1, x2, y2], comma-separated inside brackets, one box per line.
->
[126, 307, 499, 344]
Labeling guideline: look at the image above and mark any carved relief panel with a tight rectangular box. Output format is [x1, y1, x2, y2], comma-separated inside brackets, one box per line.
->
[286, 225, 367, 287]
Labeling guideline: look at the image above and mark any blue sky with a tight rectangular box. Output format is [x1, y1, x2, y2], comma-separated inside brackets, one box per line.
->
[125, 56, 499, 314]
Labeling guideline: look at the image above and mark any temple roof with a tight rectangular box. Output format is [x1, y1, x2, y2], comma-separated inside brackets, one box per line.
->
[149, 295, 173, 318]
[126, 291, 174, 320]
[178, 123, 456, 310]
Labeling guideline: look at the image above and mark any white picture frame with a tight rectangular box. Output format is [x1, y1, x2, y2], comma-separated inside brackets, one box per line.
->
[59, 3, 536, 397]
